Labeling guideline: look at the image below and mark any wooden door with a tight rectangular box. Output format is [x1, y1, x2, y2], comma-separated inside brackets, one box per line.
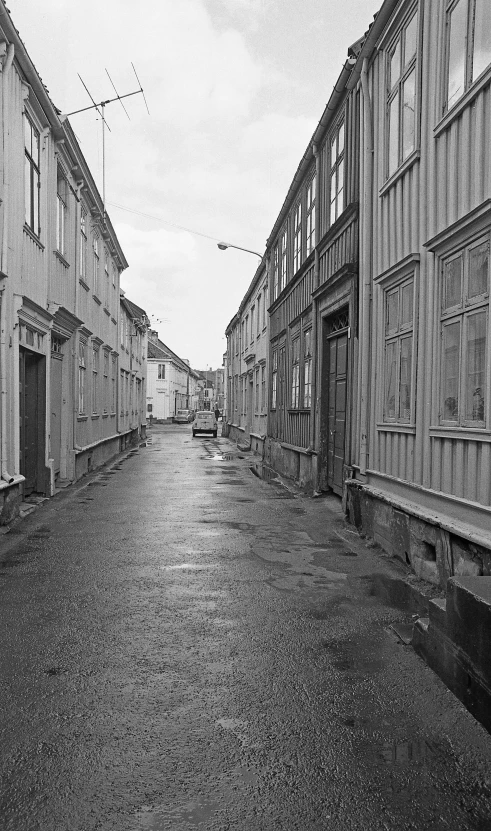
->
[19, 349, 46, 495]
[50, 353, 63, 475]
[320, 310, 349, 495]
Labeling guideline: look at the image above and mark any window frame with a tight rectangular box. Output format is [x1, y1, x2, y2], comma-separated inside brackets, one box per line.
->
[56, 169, 67, 255]
[303, 328, 313, 409]
[386, 7, 419, 179]
[439, 234, 489, 428]
[93, 234, 100, 296]
[92, 344, 99, 414]
[80, 207, 87, 280]
[444, 0, 491, 113]
[290, 337, 300, 409]
[24, 113, 40, 237]
[293, 202, 302, 274]
[78, 339, 86, 415]
[306, 175, 316, 257]
[280, 228, 288, 293]
[329, 119, 345, 226]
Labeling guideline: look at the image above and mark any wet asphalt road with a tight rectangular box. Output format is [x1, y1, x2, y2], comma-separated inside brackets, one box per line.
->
[1, 424, 491, 831]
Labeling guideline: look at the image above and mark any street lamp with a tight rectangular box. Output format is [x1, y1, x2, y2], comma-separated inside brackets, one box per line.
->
[217, 242, 263, 258]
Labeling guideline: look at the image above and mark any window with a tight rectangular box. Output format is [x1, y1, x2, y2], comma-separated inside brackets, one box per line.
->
[384, 278, 414, 422]
[56, 170, 67, 255]
[250, 306, 255, 343]
[103, 352, 109, 414]
[158, 363, 166, 380]
[303, 329, 312, 408]
[78, 340, 86, 414]
[306, 176, 316, 256]
[291, 337, 300, 408]
[273, 245, 279, 300]
[255, 368, 260, 412]
[440, 236, 489, 426]
[261, 365, 266, 412]
[92, 345, 99, 413]
[245, 315, 249, 346]
[271, 349, 278, 409]
[104, 251, 110, 307]
[112, 356, 116, 413]
[445, 0, 491, 111]
[24, 115, 40, 235]
[293, 203, 302, 273]
[257, 295, 262, 334]
[387, 10, 418, 177]
[280, 228, 288, 292]
[329, 121, 345, 225]
[263, 285, 268, 327]
[80, 209, 87, 280]
[93, 235, 100, 296]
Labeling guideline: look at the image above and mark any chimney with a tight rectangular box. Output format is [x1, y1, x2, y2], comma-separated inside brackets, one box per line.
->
[149, 329, 159, 343]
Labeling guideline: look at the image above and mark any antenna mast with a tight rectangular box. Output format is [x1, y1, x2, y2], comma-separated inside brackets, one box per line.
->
[67, 65, 149, 224]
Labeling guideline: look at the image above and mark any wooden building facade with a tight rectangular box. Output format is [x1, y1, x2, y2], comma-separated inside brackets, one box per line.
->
[0, 3, 148, 524]
[347, 0, 491, 584]
[264, 48, 363, 494]
[225, 260, 269, 455]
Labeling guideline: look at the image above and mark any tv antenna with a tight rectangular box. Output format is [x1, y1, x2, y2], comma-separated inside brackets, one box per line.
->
[67, 64, 149, 223]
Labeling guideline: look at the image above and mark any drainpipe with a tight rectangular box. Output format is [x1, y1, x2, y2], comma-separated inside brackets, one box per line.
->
[359, 57, 373, 476]
[0, 43, 15, 484]
[310, 142, 320, 456]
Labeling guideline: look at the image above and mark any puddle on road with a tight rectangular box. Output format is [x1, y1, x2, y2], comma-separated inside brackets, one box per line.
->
[136, 799, 218, 830]
[160, 563, 218, 571]
[200, 453, 234, 462]
[250, 462, 278, 483]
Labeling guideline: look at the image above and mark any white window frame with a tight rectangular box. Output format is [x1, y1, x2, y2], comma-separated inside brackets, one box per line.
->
[439, 234, 489, 428]
[329, 120, 345, 226]
[444, 0, 491, 113]
[293, 202, 302, 274]
[306, 175, 316, 256]
[386, 8, 418, 178]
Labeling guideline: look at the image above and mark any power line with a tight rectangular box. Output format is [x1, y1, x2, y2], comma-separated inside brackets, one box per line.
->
[106, 201, 223, 243]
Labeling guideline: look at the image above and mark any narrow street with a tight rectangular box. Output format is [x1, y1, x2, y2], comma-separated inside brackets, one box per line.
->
[1, 424, 491, 831]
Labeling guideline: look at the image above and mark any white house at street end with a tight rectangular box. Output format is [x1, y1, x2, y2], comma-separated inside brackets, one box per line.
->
[146, 331, 199, 422]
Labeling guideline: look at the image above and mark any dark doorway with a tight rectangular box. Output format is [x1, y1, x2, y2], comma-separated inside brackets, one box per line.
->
[320, 310, 349, 496]
[19, 348, 46, 495]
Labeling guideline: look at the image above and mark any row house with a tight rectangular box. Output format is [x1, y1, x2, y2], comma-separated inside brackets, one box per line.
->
[0, 2, 148, 523]
[347, 0, 491, 584]
[226, 0, 491, 588]
[119, 295, 148, 448]
[225, 259, 268, 455]
[263, 45, 362, 493]
[146, 331, 199, 421]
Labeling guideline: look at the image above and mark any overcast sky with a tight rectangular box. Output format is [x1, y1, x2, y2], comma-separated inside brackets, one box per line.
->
[9, 0, 381, 369]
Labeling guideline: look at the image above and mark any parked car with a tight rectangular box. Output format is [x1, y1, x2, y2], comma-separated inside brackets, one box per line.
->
[192, 410, 217, 438]
[174, 409, 194, 424]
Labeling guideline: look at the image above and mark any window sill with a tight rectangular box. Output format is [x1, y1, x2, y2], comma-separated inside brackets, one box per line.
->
[93, 294, 102, 306]
[104, 307, 111, 316]
[434, 67, 491, 138]
[429, 426, 490, 441]
[77, 414, 88, 421]
[92, 414, 100, 420]
[54, 250, 70, 268]
[379, 150, 420, 197]
[376, 423, 416, 433]
[23, 224, 44, 249]
[79, 278, 90, 293]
